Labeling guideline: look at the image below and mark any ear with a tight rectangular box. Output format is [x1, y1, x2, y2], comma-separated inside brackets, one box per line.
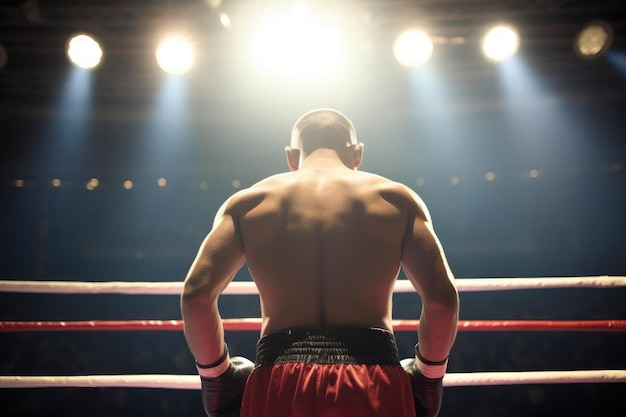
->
[285, 146, 301, 171]
[351, 143, 364, 169]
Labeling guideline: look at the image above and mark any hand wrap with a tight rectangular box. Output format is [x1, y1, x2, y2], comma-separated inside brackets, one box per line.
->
[196, 346, 254, 417]
[401, 344, 448, 417]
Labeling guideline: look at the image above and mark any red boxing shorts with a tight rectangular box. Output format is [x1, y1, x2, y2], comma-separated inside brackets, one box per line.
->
[240, 327, 416, 417]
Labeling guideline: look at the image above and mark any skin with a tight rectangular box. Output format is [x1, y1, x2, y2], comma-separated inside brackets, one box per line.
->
[181, 110, 459, 368]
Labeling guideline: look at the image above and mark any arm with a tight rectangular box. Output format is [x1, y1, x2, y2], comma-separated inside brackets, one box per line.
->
[182, 197, 256, 417]
[181, 196, 245, 367]
[401, 188, 459, 362]
[400, 189, 459, 417]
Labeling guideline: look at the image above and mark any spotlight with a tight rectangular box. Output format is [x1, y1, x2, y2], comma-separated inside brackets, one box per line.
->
[575, 20, 613, 60]
[393, 30, 433, 67]
[156, 36, 194, 75]
[86, 178, 99, 190]
[482, 25, 519, 62]
[252, 13, 343, 76]
[220, 13, 231, 28]
[66, 34, 103, 69]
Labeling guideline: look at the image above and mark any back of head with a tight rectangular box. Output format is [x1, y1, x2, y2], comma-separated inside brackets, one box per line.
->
[290, 109, 357, 156]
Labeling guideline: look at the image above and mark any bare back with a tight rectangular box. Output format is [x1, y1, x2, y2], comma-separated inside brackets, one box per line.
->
[229, 167, 413, 336]
[181, 110, 458, 370]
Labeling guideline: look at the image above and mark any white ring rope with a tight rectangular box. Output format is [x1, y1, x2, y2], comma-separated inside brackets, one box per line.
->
[0, 370, 624, 389]
[0, 276, 624, 295]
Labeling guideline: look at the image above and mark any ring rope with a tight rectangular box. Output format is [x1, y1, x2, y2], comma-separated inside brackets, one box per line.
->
[1, 319, 625, 332]
[0, 276, 624, 295]
[1, 370, 624, 389]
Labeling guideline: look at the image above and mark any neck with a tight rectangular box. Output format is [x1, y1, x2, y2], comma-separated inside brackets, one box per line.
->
[299, 149, 352, 170]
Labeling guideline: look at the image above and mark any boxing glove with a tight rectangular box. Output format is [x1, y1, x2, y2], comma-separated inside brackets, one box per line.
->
[401, 345, 448, 417]
[198, 352, 254, 417]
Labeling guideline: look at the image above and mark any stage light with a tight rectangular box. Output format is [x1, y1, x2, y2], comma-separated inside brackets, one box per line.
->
[66, 34, 103, 69]
[156, 37, 194, 75]
[253, 20, 342, 76]
[250, 1, 344, 77]
[482, 25, 519, 62]
[393, 30, 433, 67]
[220, 13, 231, 28]
[529, 169, 539, 178]
[575, 20, 613, 60]
[86, 178, 99, 190]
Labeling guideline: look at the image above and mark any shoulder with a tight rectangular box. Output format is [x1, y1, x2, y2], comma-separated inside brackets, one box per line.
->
[356, 171, 430, 220]
[218, 173, 292, 214]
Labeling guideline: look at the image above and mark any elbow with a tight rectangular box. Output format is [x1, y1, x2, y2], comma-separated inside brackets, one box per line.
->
[180, 277, 216, 312]
[180, 288, 215, 321]
[181, 280, 200, 301]
[180, 287, 198, 310]
[181, 279, 199, 303]
[425, 284, 459, 317]
[442, 285, 460, 315]
[447, 284, 460, 310]
[180, 285, 199, 316]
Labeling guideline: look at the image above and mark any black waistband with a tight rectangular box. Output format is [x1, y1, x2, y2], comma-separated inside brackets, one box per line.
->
[254, 327, 400, 366]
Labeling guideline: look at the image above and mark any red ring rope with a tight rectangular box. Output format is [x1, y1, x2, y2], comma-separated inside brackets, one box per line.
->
[1, 319, 624, 332]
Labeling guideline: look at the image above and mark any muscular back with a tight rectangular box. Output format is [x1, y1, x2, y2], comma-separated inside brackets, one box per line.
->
[229, 167, 413, 336]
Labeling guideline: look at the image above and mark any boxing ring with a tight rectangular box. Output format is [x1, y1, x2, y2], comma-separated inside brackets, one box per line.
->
[1, 276, 625, 392]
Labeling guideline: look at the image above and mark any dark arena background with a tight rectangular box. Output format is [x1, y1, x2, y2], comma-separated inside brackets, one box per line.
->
[1, 1, 625, 416]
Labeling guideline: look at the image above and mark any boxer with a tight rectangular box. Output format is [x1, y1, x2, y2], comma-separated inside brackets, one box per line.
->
[181, 109, 459, 416]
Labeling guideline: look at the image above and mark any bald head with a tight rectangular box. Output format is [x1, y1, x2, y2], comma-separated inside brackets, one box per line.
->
[290, 109, 357, 155]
